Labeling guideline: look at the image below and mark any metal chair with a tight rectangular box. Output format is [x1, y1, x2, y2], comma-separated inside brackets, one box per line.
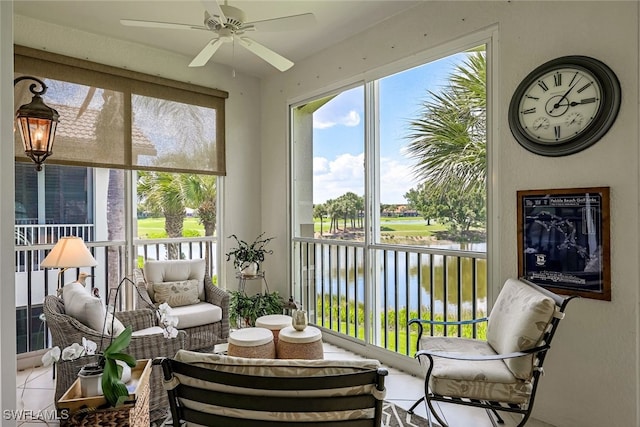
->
[408, 278, 577, 427]
[155, 350, 388, 426]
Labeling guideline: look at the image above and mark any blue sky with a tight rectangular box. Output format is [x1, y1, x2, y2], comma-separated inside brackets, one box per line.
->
[312, 52, 467, 204]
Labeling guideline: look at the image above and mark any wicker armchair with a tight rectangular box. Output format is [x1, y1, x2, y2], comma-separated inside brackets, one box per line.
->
[133, 259, 230, 351]
[43, 295, 186, 425]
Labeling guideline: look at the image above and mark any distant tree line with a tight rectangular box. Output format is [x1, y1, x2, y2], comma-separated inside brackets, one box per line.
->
[313, 192, 363, 235]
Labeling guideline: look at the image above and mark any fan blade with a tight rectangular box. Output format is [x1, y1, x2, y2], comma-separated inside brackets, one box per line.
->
[246, 13, 315, 32]
[120, 19, 209, 32]
[202, 0, 226, 23]
[237, 37, 294, 72]
[189, 38, 226, 67]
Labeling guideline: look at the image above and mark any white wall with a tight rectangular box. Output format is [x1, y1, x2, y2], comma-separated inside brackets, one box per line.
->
[12, 15, 264, 289]
[1, 1, 17, 423]
[260, 2, 639, 427]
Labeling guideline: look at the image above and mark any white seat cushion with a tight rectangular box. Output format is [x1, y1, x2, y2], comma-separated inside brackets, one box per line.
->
[420, 336, 533, 404]
[63, 282, 125, 336]
[169, 301, 222, 329]
[487, 278, 555, 379]
[131, 326, 165, 337]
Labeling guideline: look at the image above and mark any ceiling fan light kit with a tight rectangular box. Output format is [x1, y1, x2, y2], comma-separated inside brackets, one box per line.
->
[121, 0, 315, 72]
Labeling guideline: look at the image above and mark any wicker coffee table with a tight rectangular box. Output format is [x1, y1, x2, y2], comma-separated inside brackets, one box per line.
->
[227, 327, 276, 359]
[276, 325, 323, 359]
[255, 314, 292, 345]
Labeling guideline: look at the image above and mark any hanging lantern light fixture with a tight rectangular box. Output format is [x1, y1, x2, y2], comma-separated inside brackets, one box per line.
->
[14, 76, 59, 171]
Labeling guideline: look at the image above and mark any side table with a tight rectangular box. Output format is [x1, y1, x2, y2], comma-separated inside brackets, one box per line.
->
[276, 326, 324, 360]
[57, 359, 151, 427]
[228, 327, 276, 359]
[255, 314, 292, 345]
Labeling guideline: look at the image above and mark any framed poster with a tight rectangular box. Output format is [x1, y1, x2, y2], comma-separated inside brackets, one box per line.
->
[517, 187, 610, 300]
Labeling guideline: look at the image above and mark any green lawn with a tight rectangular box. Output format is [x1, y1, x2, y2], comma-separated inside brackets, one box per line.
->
[139, 216, 444, 239]
[137, 217, 205, 238]
[315, 216, 447, 237]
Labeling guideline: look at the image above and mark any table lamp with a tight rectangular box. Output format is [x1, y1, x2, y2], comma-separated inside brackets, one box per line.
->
[41, 236, 98, 290]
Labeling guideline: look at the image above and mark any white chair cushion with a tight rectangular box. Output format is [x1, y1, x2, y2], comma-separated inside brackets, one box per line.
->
[169, 301, 222, 329]
[131, 326, 165, 337]
[152, 279, 200, 307]
[420, 336, 533, 404]
[144, 259, 206, 301]
[62, 282, 125, 336]
[487, 278, 555, 379]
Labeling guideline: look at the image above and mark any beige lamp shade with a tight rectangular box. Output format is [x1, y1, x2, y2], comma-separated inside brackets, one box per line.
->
[41, 236, 98, 268]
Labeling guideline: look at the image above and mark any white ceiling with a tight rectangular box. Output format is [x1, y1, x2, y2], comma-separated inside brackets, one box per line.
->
[14, 0, 421, 78]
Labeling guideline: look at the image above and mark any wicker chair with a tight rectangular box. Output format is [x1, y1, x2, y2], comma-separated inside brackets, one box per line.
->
[133, 259, 230, 351]
[43, 295, 186, 425]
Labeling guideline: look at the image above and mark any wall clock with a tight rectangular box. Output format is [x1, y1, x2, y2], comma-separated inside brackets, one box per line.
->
[508, 55, 621, 156]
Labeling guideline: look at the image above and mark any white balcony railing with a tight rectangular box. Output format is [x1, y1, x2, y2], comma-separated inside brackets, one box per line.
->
[15, 227, 216, 355]
[292, 238, 488, 356]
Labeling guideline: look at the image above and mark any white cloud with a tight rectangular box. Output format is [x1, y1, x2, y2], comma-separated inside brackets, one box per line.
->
[379, 157, 419, 204]
[313, 153, 364, 202]
[312, 154, 420, 204]
[313, 157, 329, 174]
[313, 110, 361, 129]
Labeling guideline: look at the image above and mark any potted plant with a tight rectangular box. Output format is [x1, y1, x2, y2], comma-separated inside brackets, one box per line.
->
[226, 233, 275, 275]
[42, 326, 137, 407]
[229, 290, 284, 327]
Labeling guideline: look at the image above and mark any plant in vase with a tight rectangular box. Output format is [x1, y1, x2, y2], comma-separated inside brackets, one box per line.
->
[42, 326, 137, 407]
[225, 233, 275, 276]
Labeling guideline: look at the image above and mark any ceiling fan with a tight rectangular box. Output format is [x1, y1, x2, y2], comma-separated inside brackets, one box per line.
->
[120, 0, 315, 72]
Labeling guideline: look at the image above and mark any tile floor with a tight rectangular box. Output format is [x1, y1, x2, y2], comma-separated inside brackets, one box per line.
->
[16, 343, 554, 426]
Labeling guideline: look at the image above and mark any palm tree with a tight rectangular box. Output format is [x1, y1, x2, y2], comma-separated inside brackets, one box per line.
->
[183, 174, 217, 275]
[405, 50, 486, 194]
[90, 89, 125, 296]
[314, 204, 327, 236]
[137, 171, 187, 259]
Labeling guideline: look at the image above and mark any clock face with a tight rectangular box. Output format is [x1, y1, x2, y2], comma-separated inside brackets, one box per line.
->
[518, 67, 601, 144]
[509, 56, 621, 156]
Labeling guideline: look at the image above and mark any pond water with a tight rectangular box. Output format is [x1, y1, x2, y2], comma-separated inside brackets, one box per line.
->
[309, 242, 488, 315]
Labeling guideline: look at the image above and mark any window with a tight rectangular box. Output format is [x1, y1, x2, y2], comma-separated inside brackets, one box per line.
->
[292, 85, 364, 240]
[291, 45, 488, 353]
[14, 46, 224, 354]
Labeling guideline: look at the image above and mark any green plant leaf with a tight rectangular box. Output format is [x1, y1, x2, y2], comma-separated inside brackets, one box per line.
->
[100, 326, 135, 406]
[101, 358, 130, 407]
[109, 352, 137, 367]
[103, 326, 132, 356]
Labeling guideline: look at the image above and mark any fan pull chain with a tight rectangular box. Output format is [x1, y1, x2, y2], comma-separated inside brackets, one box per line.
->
[232, 38, 236, 78]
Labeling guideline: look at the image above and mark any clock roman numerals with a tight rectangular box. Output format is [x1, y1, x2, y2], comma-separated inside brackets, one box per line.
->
[554, 126, 561, 140]
[537, 80, 549, 92]
[522, 108, 536, 114]
[577, 82, 593, 93]
[554, 72, 562, 87]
